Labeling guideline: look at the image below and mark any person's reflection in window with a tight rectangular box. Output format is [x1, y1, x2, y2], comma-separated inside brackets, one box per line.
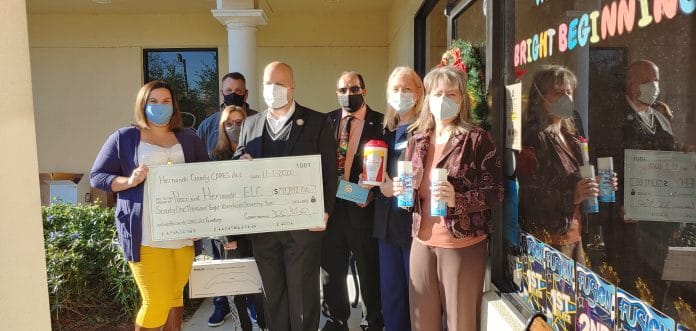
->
[622, 60, 674, 152]
[518, 66, 602, 262]
[606, 59, 678, 298]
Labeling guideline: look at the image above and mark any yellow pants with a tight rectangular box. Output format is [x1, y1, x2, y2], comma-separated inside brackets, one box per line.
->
[128, 245, 194, 328]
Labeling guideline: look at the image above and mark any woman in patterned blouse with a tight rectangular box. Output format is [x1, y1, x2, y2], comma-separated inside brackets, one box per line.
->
[518, 65, 617, 261]
[393, 66, 503, 331]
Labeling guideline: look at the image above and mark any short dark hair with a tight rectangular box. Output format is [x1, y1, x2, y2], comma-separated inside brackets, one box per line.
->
[221, 72, 246, 84]
[338, 71, 366, 89]
[357, 74, 365, 89]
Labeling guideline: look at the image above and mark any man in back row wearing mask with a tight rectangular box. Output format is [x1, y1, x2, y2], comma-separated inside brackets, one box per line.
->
[321, 71, 384, 331]
[198, 72, 258, 160]
[196, 71, 262, 328]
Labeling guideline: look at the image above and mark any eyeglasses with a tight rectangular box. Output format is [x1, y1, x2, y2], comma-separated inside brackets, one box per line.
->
[225, 120, 243, 127]
[337, 86, 362, 94]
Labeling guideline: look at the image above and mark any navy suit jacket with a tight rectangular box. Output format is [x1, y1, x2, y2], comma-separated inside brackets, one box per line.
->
[372, 127, 414, 247]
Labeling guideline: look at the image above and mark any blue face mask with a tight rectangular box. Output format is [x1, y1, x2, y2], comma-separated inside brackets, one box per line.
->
[145, 104, 174, 126]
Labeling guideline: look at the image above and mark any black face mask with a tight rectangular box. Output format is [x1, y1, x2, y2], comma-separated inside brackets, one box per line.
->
[338, 94, 364, 113]
[223, 93, 245, 107]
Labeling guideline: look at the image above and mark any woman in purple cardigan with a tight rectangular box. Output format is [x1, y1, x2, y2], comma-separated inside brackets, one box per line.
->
[90, 81, 208, 331]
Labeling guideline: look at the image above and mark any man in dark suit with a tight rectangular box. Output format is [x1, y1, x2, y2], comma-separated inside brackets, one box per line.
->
[321, 71, 384, 331]
[234, 61, 337, 331]
[604, 59, 676, 294]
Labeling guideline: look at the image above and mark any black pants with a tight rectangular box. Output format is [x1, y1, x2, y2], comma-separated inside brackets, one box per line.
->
[252, 231, 323, 331]
[321, 200, 383, 329]
[603, 213, 640, 293]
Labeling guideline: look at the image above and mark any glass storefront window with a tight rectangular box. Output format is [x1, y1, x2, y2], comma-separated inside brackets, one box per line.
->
[452, 0, 485, 45]
[513, 1, 696, 329]
[426, 0, 449, 69]
[143, 48, 219, 128]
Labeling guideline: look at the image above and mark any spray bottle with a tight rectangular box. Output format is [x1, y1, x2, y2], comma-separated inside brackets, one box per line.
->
[397, 161, 414, 208]
[430, 168, 448, 216]
[578, 137, 599, 213]
[597, 157, 616, 203]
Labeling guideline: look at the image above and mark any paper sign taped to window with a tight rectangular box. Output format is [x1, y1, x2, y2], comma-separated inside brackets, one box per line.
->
[505, 82, 522, 151]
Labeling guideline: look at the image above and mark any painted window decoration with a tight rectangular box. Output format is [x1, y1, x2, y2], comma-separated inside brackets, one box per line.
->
[144, 48, 219, 128]
[521, 233, 681, 331]
[512, 1, 696, 330]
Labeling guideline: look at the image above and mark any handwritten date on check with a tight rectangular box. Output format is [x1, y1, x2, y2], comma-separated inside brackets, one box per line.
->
[145, 155, 325, 241]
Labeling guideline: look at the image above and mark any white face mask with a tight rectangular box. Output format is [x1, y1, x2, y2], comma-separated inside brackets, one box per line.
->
[638, 81, 660, 105]
[547, 94, 574, 119]
[225, 125, 241, 143]
[388, 92, 416, 114]
[534, 82, 574, 119]
[429, 95, 459, 121]
[263, 83, 289, 109]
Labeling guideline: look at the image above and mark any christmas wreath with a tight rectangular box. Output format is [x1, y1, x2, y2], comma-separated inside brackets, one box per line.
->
[438, 39, 490, 130]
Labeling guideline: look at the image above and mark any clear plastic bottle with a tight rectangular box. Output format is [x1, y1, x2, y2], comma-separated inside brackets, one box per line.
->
[397, 161, 413, 208]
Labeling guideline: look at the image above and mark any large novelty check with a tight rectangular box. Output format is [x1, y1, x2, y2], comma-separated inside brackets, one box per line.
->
[145, 155, 325, 241]
[624, 149, 696, 222]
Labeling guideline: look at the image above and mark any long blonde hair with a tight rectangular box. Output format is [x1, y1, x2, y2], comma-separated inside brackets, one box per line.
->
[212, 106, 247, 160]
[411, 66, 474, 134]
[523, 66, 577, 144]
[383, 67, 424, 131]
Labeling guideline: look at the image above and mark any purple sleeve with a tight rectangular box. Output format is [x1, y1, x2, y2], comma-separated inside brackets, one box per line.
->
[90, 131, 121, 193]
[189, 128, 211, 163]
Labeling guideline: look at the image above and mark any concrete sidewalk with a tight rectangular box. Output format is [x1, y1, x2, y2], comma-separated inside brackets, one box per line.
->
[184, 275, 366, 331]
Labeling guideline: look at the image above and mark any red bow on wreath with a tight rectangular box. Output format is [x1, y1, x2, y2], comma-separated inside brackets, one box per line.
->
[438, 47, 468, 74]
[452, 58, 468, 74]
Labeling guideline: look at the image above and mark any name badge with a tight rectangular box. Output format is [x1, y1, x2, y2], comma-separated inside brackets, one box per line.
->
[336, 179, 369, 204]
[395, 141, 408, 150]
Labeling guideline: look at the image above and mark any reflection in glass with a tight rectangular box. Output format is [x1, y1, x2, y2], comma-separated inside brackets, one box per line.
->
[144, 49, 219, 128]
[513, 1, 696, 327]
[426, 0, 449, 70]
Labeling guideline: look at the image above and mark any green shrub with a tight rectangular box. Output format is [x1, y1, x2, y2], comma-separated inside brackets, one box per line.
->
[43, 202, 138, 328]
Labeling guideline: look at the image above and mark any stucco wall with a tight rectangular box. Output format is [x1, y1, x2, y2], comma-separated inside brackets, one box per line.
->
[256, 11, 389, 112]
[387, 0, 423, 69]
[0, 0, 52, 329]
[28, 9, 392, 201]
[29, 13, 226, 201]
